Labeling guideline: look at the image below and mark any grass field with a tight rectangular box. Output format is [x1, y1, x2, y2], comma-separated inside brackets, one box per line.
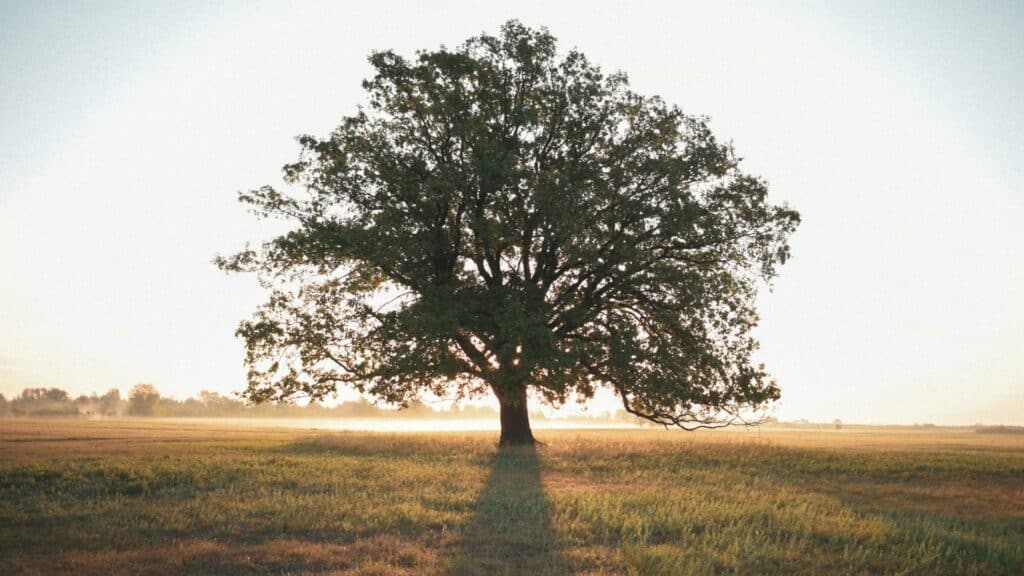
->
[1, 419, 1022, 575]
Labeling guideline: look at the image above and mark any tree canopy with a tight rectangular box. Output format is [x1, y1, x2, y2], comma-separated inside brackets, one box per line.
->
[218, 21, 800, 444]
[127, 383, 161, 417]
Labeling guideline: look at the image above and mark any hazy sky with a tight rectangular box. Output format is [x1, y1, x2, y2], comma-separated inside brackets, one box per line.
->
[1, 1, 1021, 425]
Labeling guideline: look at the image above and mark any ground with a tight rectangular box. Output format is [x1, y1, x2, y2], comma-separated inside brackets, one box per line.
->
[0, 419, 1021, 575]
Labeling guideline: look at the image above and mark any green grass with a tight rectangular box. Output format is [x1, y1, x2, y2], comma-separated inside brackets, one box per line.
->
[1, 419, 1022, 574]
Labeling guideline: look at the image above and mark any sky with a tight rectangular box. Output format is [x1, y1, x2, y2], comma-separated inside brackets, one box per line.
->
[1, 0, 1021, 425]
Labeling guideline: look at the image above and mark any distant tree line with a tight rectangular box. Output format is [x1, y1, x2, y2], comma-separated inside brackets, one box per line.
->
[0, 387, 122, 417]
[0, 384, 638, 423]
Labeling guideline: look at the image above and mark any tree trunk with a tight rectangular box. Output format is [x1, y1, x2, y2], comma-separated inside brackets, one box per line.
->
[497, 385, 535, 446]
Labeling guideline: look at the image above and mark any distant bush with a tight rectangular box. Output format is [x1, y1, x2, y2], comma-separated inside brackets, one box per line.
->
[1, 384, 646, 423]
[128, 384, 161, 416]
[975, 425, 1024, 435]
[7, 388, 78, 416]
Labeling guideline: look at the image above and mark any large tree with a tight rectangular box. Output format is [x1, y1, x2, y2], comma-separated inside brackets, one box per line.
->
[218, 22, 799, 445]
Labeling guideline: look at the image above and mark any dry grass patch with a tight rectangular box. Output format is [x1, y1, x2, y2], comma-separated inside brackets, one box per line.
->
[1, 419, 1022, 574]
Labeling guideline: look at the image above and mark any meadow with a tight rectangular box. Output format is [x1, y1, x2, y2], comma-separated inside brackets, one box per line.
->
[0, 419, 1021, 575]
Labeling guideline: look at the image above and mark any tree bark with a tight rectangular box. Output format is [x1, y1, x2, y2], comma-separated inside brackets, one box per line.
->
[497, 385, 535, 446]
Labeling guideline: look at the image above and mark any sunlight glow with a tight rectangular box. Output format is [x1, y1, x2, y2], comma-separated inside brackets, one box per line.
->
[1, 1, 1021, 425]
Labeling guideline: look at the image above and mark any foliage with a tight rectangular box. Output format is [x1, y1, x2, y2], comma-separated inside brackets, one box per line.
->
[7, 387, 78, 416]
[127, 383, 161, 416]
[219, 21, 799, 433]
[4, 388, 122, 417]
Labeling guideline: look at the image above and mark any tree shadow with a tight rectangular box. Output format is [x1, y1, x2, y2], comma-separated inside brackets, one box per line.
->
[448, 445, 573, 575]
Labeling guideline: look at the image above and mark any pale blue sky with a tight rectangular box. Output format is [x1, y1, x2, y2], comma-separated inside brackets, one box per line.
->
[1, 1, 1021, 424]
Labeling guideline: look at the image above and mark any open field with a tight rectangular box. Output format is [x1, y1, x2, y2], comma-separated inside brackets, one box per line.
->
[1, 419, 1022, 575]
